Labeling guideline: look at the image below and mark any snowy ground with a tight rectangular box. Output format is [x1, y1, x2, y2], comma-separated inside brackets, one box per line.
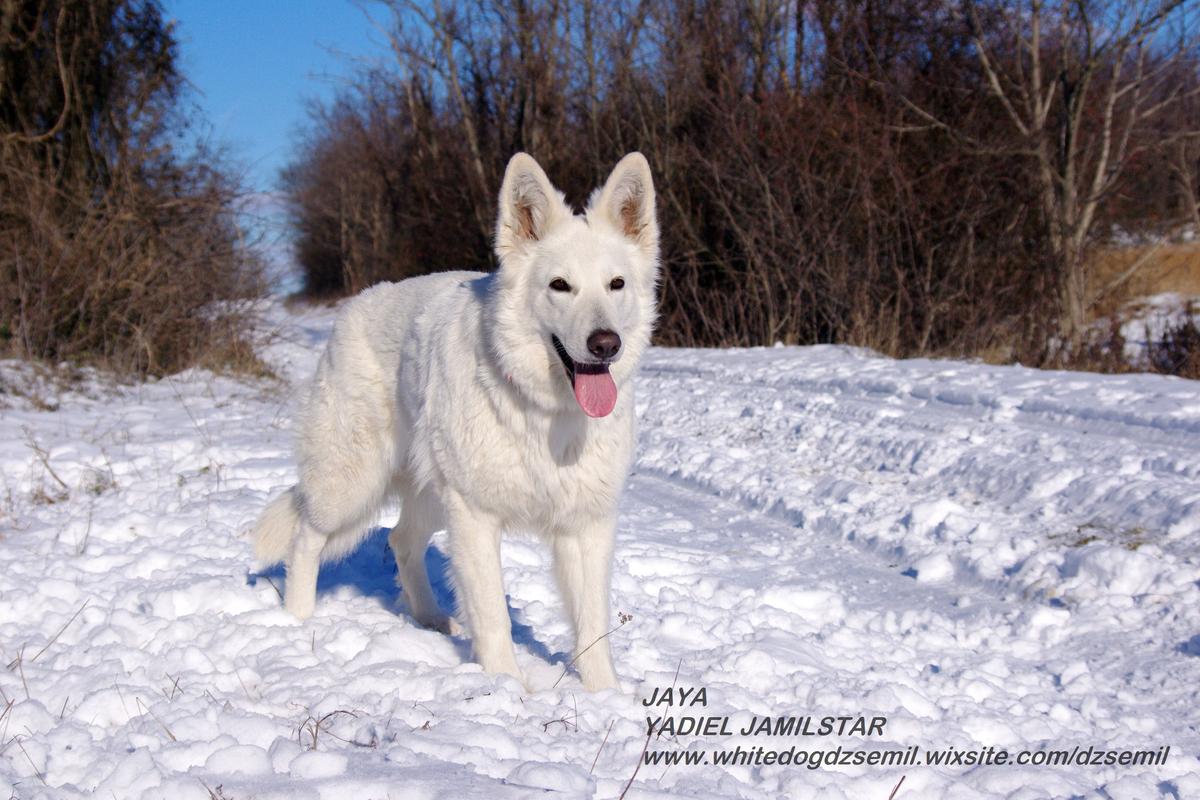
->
[2, 300, 1199, 799]
[1117, 293, 1199, 365]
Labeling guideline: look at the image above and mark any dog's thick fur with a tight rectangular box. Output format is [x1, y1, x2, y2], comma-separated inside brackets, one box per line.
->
[253, 153, 658, 691]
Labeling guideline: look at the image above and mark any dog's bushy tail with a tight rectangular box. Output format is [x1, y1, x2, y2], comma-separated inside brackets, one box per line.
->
[254, 488, 300, 565]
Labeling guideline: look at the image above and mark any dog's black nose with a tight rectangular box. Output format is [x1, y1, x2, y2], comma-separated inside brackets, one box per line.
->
[587, 329, 621, 360]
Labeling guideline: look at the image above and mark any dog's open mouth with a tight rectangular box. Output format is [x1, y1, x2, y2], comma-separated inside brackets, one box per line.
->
[552, 335, 618, 418]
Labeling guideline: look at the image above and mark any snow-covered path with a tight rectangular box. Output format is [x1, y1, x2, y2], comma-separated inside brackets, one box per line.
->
[1, 303, 1198, 799]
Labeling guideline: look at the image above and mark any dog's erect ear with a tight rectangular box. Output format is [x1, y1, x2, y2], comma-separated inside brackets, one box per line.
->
[495, 153, 568, 259]
[588, 152, 657, 258]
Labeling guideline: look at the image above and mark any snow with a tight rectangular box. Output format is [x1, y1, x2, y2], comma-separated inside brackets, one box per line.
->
[2, 300, 1199, 798]
[1116, 292, 1199, 365]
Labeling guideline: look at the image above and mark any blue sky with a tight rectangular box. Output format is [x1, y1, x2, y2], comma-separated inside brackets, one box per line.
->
[165, 0, 386, 195]
[164, 1, 390, 285]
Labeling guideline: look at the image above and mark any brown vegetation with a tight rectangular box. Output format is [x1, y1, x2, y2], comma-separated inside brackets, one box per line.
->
[284, 0, 1200, 369]
[1, 0, 262, 377]
[1089, 244, 1200, 316]
[1067, 246, 1200, 378]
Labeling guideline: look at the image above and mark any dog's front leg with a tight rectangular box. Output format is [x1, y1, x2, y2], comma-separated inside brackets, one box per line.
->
[446, 495, 524, 685]
[553, 518, 620, 691]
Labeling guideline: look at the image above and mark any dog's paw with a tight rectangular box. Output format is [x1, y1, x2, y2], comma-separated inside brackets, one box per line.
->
[578, 655, 621, 692]
[284, 594, 315, 621]
[477, 650, 527, 689]
[491, 664, 529, 692]
[581, 672, 621, 693]
[415, 612, 461, 637]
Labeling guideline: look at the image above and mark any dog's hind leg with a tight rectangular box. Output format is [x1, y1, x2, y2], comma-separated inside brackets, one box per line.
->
[284, 485, 386, 620]
[389, 487, 452, 633]
[284, 486, 386, 620]
[283, 345, 396, 619]
[281, 470, 390, 620]
[283, 472, 390, 620]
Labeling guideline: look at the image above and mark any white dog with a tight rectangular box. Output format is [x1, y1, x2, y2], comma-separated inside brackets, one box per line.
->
[253, 152, 658, 691]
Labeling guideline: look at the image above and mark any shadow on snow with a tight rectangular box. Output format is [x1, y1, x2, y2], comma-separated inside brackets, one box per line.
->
[248, 527, 566, 666]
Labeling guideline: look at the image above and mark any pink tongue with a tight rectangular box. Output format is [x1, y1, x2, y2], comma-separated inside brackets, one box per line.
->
[573, 370, 618, 417]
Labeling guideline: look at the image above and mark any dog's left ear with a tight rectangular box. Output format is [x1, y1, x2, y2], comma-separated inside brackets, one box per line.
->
[589, 152, 658, 260]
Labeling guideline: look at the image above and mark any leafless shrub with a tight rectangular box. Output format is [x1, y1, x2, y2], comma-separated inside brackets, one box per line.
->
[1062, 318, 1135, 375]
[0, 0, 263, 377]
[296, 708, 364, 751]
[284, 0, 1200, 365]
[1063, 304, 1200, 378]
[1147, 302, 1200, 377]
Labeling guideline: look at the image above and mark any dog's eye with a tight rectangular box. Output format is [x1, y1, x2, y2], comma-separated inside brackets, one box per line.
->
[549, 278, 571, 292]
[609, 277, 625, 291]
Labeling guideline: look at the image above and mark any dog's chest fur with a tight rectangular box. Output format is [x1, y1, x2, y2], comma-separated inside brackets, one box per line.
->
[415, 377, 634, 531]
[384, 276, 636, 532]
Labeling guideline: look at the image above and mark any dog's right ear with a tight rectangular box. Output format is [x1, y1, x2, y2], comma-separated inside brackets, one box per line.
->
[495, 153, 568, 260]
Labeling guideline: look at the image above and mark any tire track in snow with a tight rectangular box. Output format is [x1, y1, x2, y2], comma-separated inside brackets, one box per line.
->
[636, 349, 1200, 603]
[611, 469, 1200, 799]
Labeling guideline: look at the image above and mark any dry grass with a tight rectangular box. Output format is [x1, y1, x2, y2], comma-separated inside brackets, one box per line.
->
[1071, 244, 1200, 379]
[1088, 243, 1200, 318]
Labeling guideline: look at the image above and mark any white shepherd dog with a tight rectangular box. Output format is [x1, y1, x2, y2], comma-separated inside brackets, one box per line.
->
[253, 153, 658, 691]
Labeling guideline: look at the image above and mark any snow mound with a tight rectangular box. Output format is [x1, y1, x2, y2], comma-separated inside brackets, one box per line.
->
[1, 299, 1197, 797]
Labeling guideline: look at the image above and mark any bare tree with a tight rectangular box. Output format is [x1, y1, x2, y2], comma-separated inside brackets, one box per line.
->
[960, 0, 1200, 348]
[1173, 138, 1200, 231]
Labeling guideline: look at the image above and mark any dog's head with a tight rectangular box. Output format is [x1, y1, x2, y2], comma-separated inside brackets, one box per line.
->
[489, 153, 659, 417]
